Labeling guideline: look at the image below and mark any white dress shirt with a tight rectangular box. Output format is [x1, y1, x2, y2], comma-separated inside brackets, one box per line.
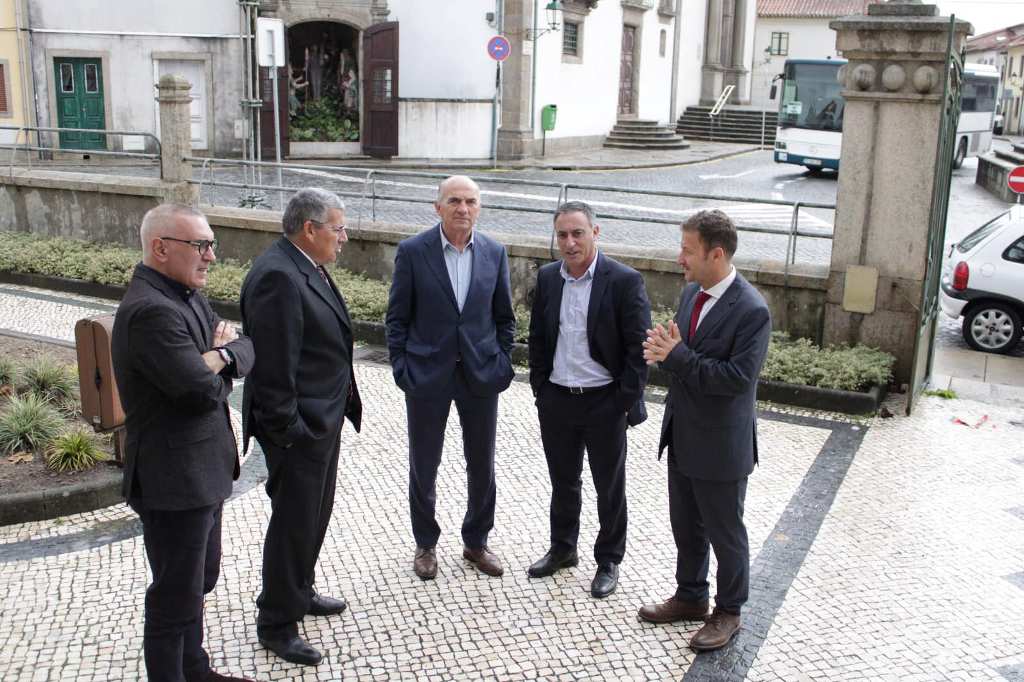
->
[694, 265, 737, 331]
[439, 225, 474, 313]
[550, 254, 613, 388]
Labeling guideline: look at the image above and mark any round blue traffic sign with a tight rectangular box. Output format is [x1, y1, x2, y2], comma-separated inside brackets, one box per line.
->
[488, 35, 511, 62]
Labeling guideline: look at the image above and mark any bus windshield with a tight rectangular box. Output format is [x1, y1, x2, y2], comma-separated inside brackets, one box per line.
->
[778, 62, 844, 132]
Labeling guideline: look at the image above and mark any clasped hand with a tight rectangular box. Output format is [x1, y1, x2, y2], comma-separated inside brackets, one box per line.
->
[642, 320, 682, 366]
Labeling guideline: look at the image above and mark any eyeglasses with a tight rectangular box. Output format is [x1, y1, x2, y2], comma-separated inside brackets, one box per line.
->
[160, 236, 218, 255]
[310, 220, 347, 235]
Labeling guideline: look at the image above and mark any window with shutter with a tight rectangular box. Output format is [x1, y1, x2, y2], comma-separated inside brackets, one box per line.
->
[0, 63, 9, 115]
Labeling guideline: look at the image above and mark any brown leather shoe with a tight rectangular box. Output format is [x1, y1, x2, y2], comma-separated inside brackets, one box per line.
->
[463, 546, 504, 577]
[689, 609, 741, 651]
[637, 596, 710, 624]
[414, 546, 437, 580]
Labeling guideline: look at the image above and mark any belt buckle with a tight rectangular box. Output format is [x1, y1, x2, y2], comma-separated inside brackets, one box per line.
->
[569, 386, 584, 395]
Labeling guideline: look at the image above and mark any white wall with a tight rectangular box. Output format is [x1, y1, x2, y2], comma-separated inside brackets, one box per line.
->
[674, 0, 709, 113]
[636, 12, 676, 123]
[28, 0, 244, 154]
[532, 0, 622, 141]
[30, 0, 239, 34]
[399, 101, 492, 158]
[388, 0, 496, 100]
[750, 17, 840, 110]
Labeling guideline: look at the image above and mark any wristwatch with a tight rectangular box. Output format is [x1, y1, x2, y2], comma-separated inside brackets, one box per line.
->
[215, 347, 233, 367]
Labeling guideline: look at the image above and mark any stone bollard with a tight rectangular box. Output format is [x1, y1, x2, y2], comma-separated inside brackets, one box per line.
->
[823, 2, 971, 387]
[156, 74, 198, 205]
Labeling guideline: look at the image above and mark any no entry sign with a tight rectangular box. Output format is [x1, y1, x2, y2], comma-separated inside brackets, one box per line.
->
[488, 35, 511, 62]
[1009, 166, 1024, 195]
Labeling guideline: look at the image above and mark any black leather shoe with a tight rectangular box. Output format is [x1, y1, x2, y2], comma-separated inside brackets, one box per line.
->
[308, 592, 347, 616]
[258, 633, 323, 666]
[527, 549, 579, 578]
[590, 563, 619, 598]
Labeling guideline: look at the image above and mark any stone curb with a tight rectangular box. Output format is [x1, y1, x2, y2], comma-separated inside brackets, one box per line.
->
[0, 465, 122, 527]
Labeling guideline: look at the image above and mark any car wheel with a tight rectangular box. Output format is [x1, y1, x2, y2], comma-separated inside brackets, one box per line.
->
[952, 138, 967, 170]
[962, 302, 1023, 354]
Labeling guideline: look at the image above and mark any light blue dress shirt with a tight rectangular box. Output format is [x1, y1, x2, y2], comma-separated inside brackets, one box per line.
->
[550, 254, 613, 389]
[439, 224, 474, 312]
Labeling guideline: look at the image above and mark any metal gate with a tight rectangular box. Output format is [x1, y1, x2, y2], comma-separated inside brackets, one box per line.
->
[906, 17, 963, 414]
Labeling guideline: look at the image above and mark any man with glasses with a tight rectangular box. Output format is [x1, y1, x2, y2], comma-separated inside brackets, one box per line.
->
[112, 203, 256, 682]
[241, 188, 362, 666]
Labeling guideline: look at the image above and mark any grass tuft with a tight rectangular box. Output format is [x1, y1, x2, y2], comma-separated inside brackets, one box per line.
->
[0, 394, 64, 454]
[20, 358, 78, 405]
[45, 427, 109, 472]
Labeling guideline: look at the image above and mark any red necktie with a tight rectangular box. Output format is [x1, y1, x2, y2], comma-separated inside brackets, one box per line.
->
[688, 291, 712, 343]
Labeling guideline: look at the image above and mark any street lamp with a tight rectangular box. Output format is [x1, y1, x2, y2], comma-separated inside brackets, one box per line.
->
[527, 1, 564, 41]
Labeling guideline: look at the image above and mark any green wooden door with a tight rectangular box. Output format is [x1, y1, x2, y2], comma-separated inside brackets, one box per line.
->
[54, 58, 106, 150]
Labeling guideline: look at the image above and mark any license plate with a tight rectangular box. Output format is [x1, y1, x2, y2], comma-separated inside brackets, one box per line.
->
[805, 158, 822, 166]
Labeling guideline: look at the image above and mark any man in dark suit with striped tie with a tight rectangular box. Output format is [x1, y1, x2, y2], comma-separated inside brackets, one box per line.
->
[640, 210, 771, 652]
[241, 188, 362, 666]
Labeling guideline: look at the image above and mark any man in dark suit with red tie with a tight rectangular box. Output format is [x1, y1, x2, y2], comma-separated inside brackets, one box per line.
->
[640, 209, 771, 652]
[241, 188, 362, 666]
[526, 201, 651, 598]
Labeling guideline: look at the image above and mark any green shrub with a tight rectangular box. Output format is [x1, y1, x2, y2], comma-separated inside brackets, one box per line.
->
[45, 427, 110, 472]
[21, 357, 77, 405]
[327, 266, 390, 323]
[0, 394, 64, 454]
[0, 357, 15, 390]
[760, 332, 894, 392]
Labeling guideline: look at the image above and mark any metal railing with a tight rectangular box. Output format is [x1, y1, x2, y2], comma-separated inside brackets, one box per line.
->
[183, 156, 835, 272]
[1, 124, 161, 179]
[707, 85, 735, 142]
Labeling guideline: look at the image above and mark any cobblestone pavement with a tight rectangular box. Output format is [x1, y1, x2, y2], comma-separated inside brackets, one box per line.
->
[0, 284, 1022, 681]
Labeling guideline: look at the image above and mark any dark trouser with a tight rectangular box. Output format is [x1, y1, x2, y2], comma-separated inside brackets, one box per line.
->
[668, 448, 749, 615]
[256, 424, 342, 637]
[537, 382, 628, 565]
[406, 364, 498, 549]
[134, 501, 223, 682]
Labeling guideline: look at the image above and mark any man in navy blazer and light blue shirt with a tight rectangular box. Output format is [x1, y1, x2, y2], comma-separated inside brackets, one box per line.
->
[526, 201, 651, 599]
[386, 175, 516, 580]
[640, 209, 771, 652]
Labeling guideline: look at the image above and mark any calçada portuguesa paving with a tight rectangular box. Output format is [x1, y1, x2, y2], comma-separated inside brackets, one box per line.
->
[0, 284, 1022, 681]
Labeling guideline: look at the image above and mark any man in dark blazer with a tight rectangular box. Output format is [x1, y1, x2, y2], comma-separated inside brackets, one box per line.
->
[640, 209, 771, 652]
[526, 201, 651, 598]
[241, 188, 362, 666]
[386, 175, 516, 580]
[112, 204, 255, 682]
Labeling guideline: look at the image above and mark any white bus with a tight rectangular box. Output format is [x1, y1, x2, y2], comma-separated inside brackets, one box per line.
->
[770, 59, 999, 173]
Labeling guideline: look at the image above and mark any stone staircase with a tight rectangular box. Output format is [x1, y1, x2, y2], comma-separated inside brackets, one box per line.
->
[603, 119, 689, 150]
[976, 140, 1024, 202]
[676, 106, 778, 145]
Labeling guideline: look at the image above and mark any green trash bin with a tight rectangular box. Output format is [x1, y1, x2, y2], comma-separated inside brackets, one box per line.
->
[541, 104, 558, 132]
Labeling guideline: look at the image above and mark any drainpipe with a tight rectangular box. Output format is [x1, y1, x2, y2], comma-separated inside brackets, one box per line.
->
[529, 0, 538, 150]
[668, 0, 683, 124]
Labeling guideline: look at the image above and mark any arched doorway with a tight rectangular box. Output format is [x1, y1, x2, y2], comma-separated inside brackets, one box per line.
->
[286, 21, 361, 153]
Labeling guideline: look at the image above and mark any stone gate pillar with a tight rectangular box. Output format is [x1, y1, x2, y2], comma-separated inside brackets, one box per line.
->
[156, 74, 198, 205]
[823, 1, 971, 384]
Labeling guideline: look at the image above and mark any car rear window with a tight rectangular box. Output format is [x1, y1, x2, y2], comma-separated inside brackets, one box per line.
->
[957, 211, 1011, 253]
[1005, 236, 1024, 264]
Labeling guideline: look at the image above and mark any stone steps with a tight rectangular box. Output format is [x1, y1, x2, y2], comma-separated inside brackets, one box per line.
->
[604, 119, 689, 150]
[676, 106, 778, 144]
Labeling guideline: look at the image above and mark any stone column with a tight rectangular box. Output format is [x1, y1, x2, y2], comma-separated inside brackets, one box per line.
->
[823, 1, 971, 384]
[700, 0, 726, 103]
[156, 74, 198, 205]
[371, 0, 390, 24]
[497, 0, 536, 159]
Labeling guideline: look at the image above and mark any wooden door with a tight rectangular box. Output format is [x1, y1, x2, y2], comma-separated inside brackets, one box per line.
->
[363, 22, 399, 158]
[54, 58, 106, 150]
[260, 66, 289, 159]
[618, 26, 636, 117]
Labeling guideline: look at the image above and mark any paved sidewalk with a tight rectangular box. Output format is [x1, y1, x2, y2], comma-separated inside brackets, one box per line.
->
[0, 284, 1022, 681]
